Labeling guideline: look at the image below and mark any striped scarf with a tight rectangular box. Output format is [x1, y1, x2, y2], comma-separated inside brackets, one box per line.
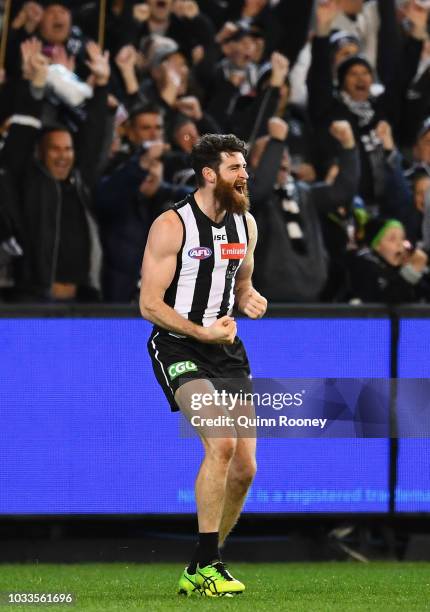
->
[340, 91, 375, 127]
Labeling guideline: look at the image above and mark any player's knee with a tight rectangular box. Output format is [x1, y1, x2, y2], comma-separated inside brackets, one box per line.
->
[231, 457, 257, 489]
[207, 437, 237, 463]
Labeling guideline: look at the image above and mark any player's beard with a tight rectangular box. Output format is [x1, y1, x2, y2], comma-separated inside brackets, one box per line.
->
[214, 175, 250, 215]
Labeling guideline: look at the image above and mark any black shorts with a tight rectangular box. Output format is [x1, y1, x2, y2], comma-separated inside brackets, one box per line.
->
[147, 327, 252, 412]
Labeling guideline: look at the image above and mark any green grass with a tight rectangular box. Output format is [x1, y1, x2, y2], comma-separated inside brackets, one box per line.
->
[0, 563, 429, 611]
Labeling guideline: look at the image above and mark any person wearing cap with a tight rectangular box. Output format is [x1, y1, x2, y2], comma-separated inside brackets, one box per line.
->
[208, 46, 289, 141]
[209, 21, 260, 106]
[144, 36, 192, 110]
[115, 35, 220, 156]
[329, 30, 361, 70]
[308, 0, 428, 214]
[349, 217, 430, 302]
[133, 0, 216, 78]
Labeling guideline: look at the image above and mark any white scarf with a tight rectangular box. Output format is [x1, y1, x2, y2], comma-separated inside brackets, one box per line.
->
[340, 91, 375, 127]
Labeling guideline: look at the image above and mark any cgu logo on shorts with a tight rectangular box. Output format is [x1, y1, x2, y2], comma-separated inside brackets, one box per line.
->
[221, 243, 246, 259]
[188, 247, 212, 260]
[168, 360, 198, 380]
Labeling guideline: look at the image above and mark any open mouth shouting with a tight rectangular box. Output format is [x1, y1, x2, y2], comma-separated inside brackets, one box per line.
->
[234, 181, 246, 195]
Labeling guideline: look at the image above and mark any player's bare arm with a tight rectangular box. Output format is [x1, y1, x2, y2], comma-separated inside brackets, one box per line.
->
[140, 211, 237, 344]
[234, 212, 267, 319]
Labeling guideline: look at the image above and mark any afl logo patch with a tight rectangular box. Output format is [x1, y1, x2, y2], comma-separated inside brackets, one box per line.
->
[188, 247, 212, 260]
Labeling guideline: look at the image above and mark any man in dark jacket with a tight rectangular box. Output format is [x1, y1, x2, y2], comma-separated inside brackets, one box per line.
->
[1, 39, 109, 301]
[0, 169, 23, 296]
[96, 129, 191, 303]
[249, 117, 359, 302]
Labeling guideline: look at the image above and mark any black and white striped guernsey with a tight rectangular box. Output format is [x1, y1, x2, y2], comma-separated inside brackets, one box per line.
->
[164, 194, 249, 327]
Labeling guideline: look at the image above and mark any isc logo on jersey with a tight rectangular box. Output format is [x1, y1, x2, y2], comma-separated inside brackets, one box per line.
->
[221, 243, 246, 259]
[168, 361, 198, 380]
[188, 247, 212, 260]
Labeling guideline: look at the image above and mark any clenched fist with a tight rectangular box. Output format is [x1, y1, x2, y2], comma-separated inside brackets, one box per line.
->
[375, 120, 394, 152]
[330, 120, 355, 149]
[268, 117, 288, 141]
[237, 288, 267, 319]
[200, 316, 237, 345]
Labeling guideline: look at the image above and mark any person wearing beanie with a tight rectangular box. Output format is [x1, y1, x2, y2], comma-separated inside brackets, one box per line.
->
[308, 0, 427, 215]
[336, 54, 373, 95]
[349, 218, 430, 303]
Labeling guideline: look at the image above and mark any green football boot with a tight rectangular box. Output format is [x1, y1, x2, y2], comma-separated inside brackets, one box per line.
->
[177, 567, 201, 596]
[195, 561, 245, 596]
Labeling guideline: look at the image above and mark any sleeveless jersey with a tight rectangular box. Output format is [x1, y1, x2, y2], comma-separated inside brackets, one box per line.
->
[164, 194, 249, 327]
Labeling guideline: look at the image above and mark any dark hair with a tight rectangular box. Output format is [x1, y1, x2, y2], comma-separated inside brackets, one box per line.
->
[337, 54, 373, 89]
[412, 169, 430, 186]
[38, 123, 73, 142]
[191, 133, 247, 186]
[129, 102, 163, 123]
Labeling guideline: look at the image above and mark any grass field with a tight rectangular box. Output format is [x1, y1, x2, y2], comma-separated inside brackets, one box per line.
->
[0, 562, 429, 611]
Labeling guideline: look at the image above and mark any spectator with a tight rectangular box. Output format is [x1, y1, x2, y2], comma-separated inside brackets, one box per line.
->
[368, 121, 430, 250]
[331, 0, 380, 68]
[217, 1, 314, 66]
[0, 169, 23, 297]
[73, 0, 142, 57]
[249, 118, 359, 302]
[208, 49, 289, 141]
[105, 102, 165, 171]
[405, 118, 430, 177]
[114, 36, 221, 142]
[308, 0, 427, 213]
[132, 0, 216, 78]
[7, 1, 86, 79]
[96, 107, 191, 302]
[349, 217, 430, 302]
[256, 61, 317, 182]
[207, 24, 259, 132]
[1, 39, 110, 301]
[400, 42, 430, 149]
[1, 0, 430, 305]
[401, 168, 430, 248]
[329, 30, 362, 70]
[163, 112, 200, 185]
[141, 36, 200, 114]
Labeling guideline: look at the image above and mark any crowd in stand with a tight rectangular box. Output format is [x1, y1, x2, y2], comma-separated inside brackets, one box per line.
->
[1, 0, 430, 304]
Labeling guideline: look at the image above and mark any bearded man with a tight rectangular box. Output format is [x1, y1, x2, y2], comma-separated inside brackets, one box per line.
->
[140, 133, 267, 597]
